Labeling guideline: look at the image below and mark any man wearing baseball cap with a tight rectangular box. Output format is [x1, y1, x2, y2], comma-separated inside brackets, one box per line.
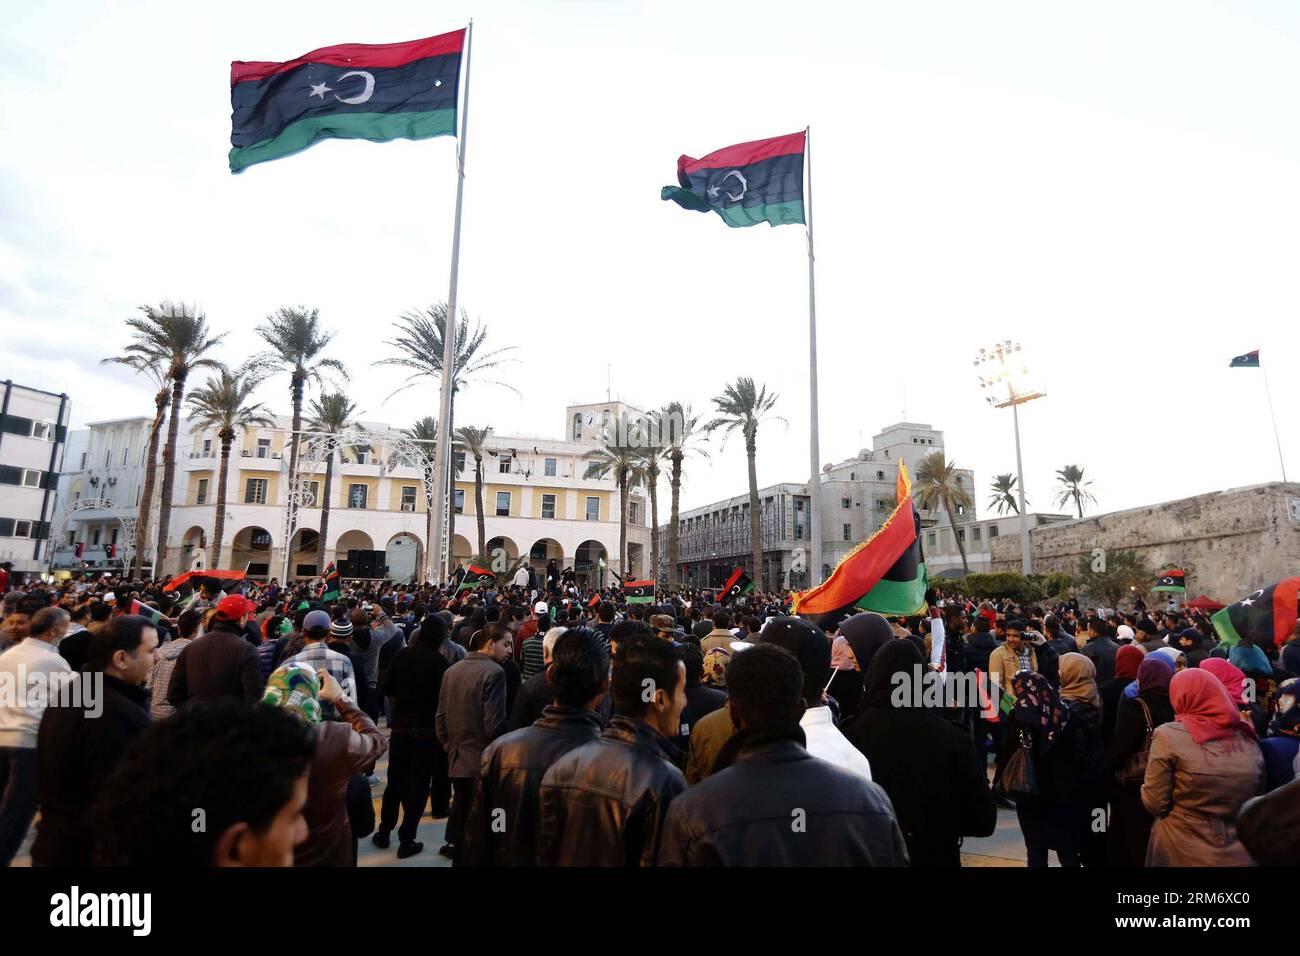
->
[166, 594, 265, 709]
[284, 610, 359, 721]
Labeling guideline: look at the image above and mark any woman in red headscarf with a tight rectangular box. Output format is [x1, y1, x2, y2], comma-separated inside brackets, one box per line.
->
[1140, 668, 1265, 866]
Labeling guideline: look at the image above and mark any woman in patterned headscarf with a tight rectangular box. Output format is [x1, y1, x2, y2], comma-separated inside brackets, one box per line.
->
[996, 670, 1096, 868]
[1261, 677, 1300, 792]
[262, 662, 388, 866]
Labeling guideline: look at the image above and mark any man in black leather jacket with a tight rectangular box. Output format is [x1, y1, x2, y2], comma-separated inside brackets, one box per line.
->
[539, 635, 686, 866]
[656, 644, 910, 867]
[461, 629, 609, 866]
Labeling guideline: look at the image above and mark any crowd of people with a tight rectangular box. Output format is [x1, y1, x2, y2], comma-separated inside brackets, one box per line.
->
[0, 562, 1297, 867]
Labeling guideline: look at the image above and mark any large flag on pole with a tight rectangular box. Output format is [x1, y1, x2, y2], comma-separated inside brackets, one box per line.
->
[1229, 350, 1260, 368]
[661, 131, 806, 228]
[1211, 578, 1300, 648]
[793, 461, 927, 617]
[230, 30, 466, 173]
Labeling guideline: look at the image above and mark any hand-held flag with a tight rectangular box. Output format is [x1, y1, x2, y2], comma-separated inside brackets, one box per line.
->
[229, 30, 465, 173]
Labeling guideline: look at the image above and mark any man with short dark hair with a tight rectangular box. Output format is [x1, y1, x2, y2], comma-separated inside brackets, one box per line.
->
[91, 700, 314, 866]
[32, 614, 159, 866]
[700, 609, 735, 654]
[463, 628, 610, 866]
[1079, 616, 1119, 685]
[657, 644, 909, 866]
[539, 635, 687, 866]
[436, 621, 511, 860]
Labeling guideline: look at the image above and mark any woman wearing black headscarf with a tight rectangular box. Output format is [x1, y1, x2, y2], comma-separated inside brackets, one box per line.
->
[841, 640, 996, 866]
[1103, 654, 1175, 866]
[825, 612, 895, 720]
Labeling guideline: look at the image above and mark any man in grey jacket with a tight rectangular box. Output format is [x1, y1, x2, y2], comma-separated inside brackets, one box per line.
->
[435, 622, 512, 861]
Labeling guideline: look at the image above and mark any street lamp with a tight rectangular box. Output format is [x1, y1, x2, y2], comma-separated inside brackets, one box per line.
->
[975, 340, 1044, 575]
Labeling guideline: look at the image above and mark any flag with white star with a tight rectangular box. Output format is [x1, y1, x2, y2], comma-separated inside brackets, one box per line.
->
[229, 29, 464, 173]
[661, 131, 806, 228]
[1210, 577, 1299, 648]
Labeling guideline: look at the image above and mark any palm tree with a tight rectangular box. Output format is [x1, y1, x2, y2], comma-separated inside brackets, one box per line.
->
[99, 353, 170, 577]
[305, 393, 357, 572]
[660, 402, 709, 589]
[453, 426, 493, 559]
[401, 416, 440, 577]
[915, 451, 975, 576]
[583, 442, 647, 579]
[374, 303, 517, 579]
[111, 302, 224, 576]
[251, 307, 348, 573]
[704, 378, 784, 588]
[185, 369, 274, 569]
[1055, 464, 1097, 518]
[988, 473, 1027, 515]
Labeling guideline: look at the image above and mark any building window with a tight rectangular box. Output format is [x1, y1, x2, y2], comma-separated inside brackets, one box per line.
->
[496, 491, 511, 516]
[303, 480, 320, 505]
[105, 449, 111, 467]
[957, 528, 966, 543]
[972, 526, 981, 542]
[498, 455, 512, 474]
[110, 527, 119, 545]
[196, 478, 209, 505]
[400, 486, 417, 512]
[544, 458, 557, 477]
[541, 493, 556, 519]
[30, 421, 53, 441]
[586, 496, 599, 521]
[988, 525, 999, 538]
[245, 478, 268, 504]
[454, 489, 464, 513]
[348, 484, 368, 509]
[21, 469, 42, 488]
[79, 452, 87, 469]
[843, 523, 852, 541]
[257, 438, 271, 459]
[455, 451, 466, 473]
[629, 502, 639, 524]
[572, 413, 582, 441]
[122, 448, 129, 466]
[92, 529, 102, 546]
[202, 439, 212, 456]
[15, 521, 32, 538]
[841, 497, 851, 509]
[355, 449, 369, 465]
[927, 532, 936, 548]
[876, 470, 884, 480]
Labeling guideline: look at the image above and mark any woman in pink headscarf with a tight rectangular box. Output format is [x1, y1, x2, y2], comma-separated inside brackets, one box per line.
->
[1200, 657, 1269, 738]
[1140, 668, 1265, 866]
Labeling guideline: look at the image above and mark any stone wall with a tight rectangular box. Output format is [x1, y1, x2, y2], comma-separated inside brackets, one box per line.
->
[989, 482, 1300, 603]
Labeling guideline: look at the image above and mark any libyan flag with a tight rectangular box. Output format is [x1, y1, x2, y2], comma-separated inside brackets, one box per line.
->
[230, 29, 464, 173]
[623, 580, 656, 604]
[458, 565, 495, 592]
[720, 568, 754, 602]
[1211, 578, 1299, 648]
[1153, 569, 1186, 593]
[320, 562, 341, 603]
[793, 461, 928, 617]
[661, 131, 806, 228]
[1229, 350, 1260, 368]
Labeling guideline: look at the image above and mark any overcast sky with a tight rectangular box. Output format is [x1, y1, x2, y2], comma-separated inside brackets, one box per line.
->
[2, 0, 1296, 520]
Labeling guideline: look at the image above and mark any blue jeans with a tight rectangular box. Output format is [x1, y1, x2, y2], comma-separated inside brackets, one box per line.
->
[0, 747, 39, 867]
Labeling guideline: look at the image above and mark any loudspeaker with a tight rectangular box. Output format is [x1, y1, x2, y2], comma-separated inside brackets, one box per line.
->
[337, 561, 352, 578]
[358, 550, 382, 579]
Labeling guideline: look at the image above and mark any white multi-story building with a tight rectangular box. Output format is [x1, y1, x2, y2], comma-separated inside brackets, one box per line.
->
[0, 382, 71, 580]
[658, 421, 977, 590]
[53, 401, 652, 584]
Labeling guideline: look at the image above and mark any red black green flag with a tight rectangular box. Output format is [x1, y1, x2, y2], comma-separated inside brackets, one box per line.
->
[230, 29, 464, 173]
[623, 580, 656, 604]
[458, 565, 494, 592]
[1229, 350, 1260, 368]
[1211, 578, 1299, 648]
[320, 562, 340, 603]
[720, 568, 754, 602]
[1153, 569, 1186, 593]
[661, 131, 806, 228]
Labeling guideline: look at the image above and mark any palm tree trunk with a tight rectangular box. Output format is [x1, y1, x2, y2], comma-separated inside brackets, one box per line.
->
[132, 388, 167, 578]
[286, 373, 304, 579]
[212, 435, 232, 568]
[668, 451, 682, 589]
[747, 437, 762, 589]
[945, 492, 970, 575]
[474, 456, 486, 557]
[1074, 490, 1083, 519]
[619, 474, 629, 577]
[156, 372, 187, 577]
[649, 473, 660, 585]
[317, 453, 334, 571]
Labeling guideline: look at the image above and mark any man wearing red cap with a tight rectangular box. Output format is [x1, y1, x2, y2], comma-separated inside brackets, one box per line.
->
[166, 595, 265, 709]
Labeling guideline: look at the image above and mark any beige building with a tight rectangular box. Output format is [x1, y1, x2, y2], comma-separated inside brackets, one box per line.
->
[990, 481, 1300, 603]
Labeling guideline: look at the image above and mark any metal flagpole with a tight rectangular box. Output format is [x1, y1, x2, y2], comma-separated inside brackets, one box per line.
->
[428, 20, 473, 584]
[805, 126, 824, 588]
[1261, 357, 1287, 482]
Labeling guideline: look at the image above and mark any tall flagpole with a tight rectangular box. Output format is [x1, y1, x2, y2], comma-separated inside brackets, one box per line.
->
[429, 20, 473, 584]
[1261, 357, 1287, 482]
[806, 126, 824, 588]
